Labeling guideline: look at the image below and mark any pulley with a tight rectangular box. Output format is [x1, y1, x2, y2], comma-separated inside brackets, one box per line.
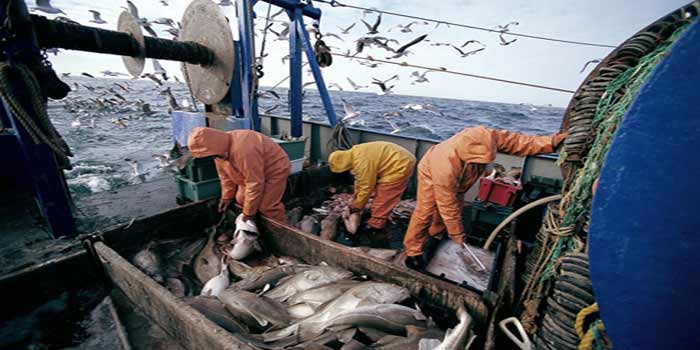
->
[117, 11, 145, 77]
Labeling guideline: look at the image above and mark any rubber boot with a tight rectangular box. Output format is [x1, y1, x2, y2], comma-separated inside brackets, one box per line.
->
[405, 255, 427, 271]
[367, 226, 388, 248]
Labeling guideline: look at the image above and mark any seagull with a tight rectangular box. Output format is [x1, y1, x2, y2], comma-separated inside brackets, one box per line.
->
[323, 33, 343, 41]
[113, 82, 130, 92]
[341, 99, 360, 121]
[495, 21, 519, 32]
[499, 32, 517, 46]
[126, 0, 140, 19]
[579, 59, 603, 73]
[71, 116, 82, 128]
[410, 70, 430, 84]
[361, 14, 382, 34]
[401, 103, 444, 116]
[346, 77, 368, 91]
[142, 73, 163, 86]
[164, 28, 179, 38]
[359, 60, 381, 68]
[141, 103, 154, 115]
[160, 0, 169, 6]
[263, 104, 280, 114]
[386, 34, 428, 59]
[337, 23, 356, 34]
[81, 73, 95, 78]
[260, 90, 280, 99]
[152, 60, 168, 80]
[427, 40, 452, 47]
[389, 21, 428, 33]
[152, 153, 171, 167]
[328, 83, 343, 91]
[142, 22, 159, 37]
[461, 40, 484, 48]
[522, 103, 538, 112]
[89, 10, 107, 24]
[55, 16, 79, 25]
[30, 0, 65, 14]
[269, 8, 285, 19]
[100, 70, 128, 77]
[173, 76, 181, 83]
[162, 87, 180, 110]
[125, 159, 146, 183]
[383, 111, 402, 117]
[62, 73, 71, 77]
[371, 75, 398, 96]
[452, 45, 485, 58]
[152, 18, 175, 27]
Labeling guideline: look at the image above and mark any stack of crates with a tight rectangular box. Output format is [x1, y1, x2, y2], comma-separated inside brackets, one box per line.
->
[175, 156, 221, 203]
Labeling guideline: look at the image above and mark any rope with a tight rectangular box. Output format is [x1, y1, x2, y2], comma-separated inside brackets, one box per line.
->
[331, 52, 575, 93]
[314, 0, 616, 48]
[0, 62, 72, 163]
[576, 303, 599, 338]
[258, 3, 273, 62]
[328, 121, 354, 151]
[578, 320, 606, 350]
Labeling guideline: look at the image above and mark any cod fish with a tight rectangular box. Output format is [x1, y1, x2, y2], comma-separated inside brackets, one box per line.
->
[287, 279, 361, 310]
[324, 304, 428, 336]
[218, 289, 292, 330]
[369, 326, 444, 350]
[351, 247, 399, 261]
[132, 244, 164, 283]
[418, 302, 474, 350]
[264, 266, 353, 302]
[228, 259, 275, 281]
[299, 215, 320, 234]
[287, 302, 316, 319]
[201, 259, 230, 297]
[227, 228, 262, 260]
[194, 229, 222, 284]
[320, 214, 340, 241]
[264, 282, 410, 342]
[166, 277, 187, 298]
[232, 264, 311, 292]
[162, 237, 207, 276]
[186, 296, 249, 334]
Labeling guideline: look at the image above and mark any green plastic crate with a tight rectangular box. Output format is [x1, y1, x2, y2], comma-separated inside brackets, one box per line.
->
[181, 156, 219, 182]
[273, 138, 306, 160]
[175, 174, 221, 202]
[471, 201, 514, 226]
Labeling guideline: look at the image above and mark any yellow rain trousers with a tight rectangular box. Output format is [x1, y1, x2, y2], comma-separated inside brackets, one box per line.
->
[403, 126, 566, 257]
[187, 127, 290, 223]
[328, 141, 416, 229]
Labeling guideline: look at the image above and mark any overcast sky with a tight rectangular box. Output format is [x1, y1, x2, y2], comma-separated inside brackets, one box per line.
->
[40, 0, 689, 106]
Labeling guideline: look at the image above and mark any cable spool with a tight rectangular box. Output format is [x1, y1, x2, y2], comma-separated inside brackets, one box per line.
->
[179, 0, 235, 105]
[117, 11, 145, 77]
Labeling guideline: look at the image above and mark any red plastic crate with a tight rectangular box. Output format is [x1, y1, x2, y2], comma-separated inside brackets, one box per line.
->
[477, 177, 522, 207]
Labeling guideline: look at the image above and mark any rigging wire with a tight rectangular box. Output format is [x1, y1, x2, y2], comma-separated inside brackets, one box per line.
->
[331, 52, 575, 93]
[314, 0, 616, 48]
[258, 3, 273, 62]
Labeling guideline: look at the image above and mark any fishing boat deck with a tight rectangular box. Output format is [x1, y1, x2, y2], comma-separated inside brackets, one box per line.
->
[0, 176, 180, 277]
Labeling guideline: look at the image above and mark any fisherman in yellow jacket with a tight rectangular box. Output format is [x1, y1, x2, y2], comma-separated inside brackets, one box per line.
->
[328, 142, 416, 241]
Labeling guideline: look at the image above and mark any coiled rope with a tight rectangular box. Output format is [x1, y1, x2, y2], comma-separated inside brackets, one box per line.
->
[0, 62, 72, 166]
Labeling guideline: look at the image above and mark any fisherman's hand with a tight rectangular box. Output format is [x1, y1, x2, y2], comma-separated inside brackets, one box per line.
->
[553, 131, 568, 148]
[242, 214, 255, 222]
[218, 198, 233, 212]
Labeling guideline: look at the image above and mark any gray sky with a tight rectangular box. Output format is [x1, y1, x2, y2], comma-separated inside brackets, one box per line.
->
[42, 0, 689, 106]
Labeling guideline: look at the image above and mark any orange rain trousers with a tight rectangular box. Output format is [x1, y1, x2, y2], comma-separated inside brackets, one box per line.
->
[187, 127, 290, 223]
[403, 126, 564, 257]
[367, 175, 413, 229]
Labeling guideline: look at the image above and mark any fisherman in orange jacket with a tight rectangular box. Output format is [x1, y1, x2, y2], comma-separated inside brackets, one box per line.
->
[403, 126, 566, 270]
[328, 142, 416, 242]
[187, 127, 291, 223]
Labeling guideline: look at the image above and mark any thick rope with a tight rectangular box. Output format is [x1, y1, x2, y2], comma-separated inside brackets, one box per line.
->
[576, 303, 600, 338]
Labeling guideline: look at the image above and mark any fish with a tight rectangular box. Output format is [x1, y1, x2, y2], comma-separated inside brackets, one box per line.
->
[227, 228, 262, 260]
[165, 277, 187, 297]
[299, 215, 320, 234]
[264, 266, 353, 302]
[369, 325, 444, 349]
[200, 259, 230, 297]
[351, 247, 399, 261]
[320, 214, 340, 241]
[418, 301, 474, 350]
[232, 264, 312, 292]
[287, 280, 361, 310]
[163, 237, 207, 275]
[286, 207, 304, 226]
[323, 304, 428, 337]
[186, 296, 249, 334]
[194, 229, 222, 284]
[264, 282, 410, 342]
[132, 244, 164, 282]
[227, 259, 275, 281]
[287, 302, 316, 319]
[218, 289, 292, 330]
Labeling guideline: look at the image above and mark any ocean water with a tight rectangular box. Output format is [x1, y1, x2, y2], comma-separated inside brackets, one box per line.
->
[48, 77, 564, 196]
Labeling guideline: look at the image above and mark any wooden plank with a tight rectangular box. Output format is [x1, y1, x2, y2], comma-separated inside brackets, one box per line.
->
[258, 216, 491, 327]
[94, 242, 255, 350]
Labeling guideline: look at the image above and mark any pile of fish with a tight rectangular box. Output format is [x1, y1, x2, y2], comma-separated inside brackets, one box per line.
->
[130, 225, 475, 349]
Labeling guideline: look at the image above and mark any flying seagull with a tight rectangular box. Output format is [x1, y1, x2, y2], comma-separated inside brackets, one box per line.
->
[31, 0, 65, 14]
[386, 34, 428, 59]
[371, 75, 398, 96]
[461, 40, 484, 48]
[401, 103, 444, 116]
[452, 45, 485, 58]
[152, 59, 168, 80]
[81, 72, 95, 78]
[341, 99, 360, 121]
[337, 23, 356, 34]
[499, 32, 517, 46]
[389, 21, 428, 33]
[495, 21, 519, 32]
[410, 70, 431, 84]
[579, 59, 603, 73]
[346, 77, 368, 90]
[328, 83, 343, 91]
[361, 14, 382, 34]
[152, 18, 176, 27]
[89, 10, 107, 24]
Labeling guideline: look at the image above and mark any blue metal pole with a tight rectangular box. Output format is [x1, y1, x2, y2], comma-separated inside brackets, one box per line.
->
[288, 8, 303, 137]
[296, 17, 338, 126]
[237, 0, 260, 131]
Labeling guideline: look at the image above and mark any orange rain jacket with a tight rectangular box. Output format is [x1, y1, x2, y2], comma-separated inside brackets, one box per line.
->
[328, 141, 416, 210]
[404, 126, 565, 256]
[187, 127, 290, 222]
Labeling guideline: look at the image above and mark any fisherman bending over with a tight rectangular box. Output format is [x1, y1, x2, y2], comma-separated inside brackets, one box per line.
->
[328, 141, 416, 244]
[403, 126, 566, 270]
[187, 127, 290, 223]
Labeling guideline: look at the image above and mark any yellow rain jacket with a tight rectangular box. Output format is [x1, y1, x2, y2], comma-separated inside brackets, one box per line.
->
[328, 141, 416, 209]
